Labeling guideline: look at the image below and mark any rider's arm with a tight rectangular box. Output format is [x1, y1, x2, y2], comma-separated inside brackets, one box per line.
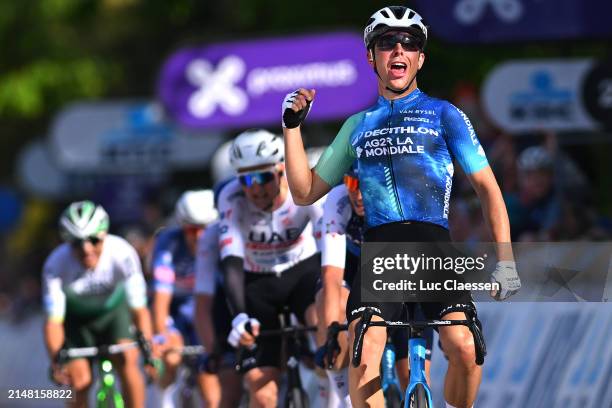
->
[441, 102, 513, 260]
[221, 256, 246, 316]
[217, 182, 248, 317]
[131, 307, 154, 341]
[44, 320, 65, 361]
[283, 106, 360, 206]
[467, 168, 513, 260]
[122, 244, 153, 340]
[150, 234, 176, 334]
[283, 127, 332, 205]
[319, 186, 349, 328]
[194, 294, 216, 352]
[152, 291, 172, 335]
[194, 225, 220, 351]
[42, 262, 66, 361]
[320, 265, 346, 328]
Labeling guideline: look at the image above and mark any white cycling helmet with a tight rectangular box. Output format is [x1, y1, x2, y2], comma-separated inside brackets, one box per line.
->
[59, 200, 109, 241]
[229, 129, 284, 171]
[517, 146, 553, 172]
[364, 6, 428, 49]
[175, 189, 218, 226]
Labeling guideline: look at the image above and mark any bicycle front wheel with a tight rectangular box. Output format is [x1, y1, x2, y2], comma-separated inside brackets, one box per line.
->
[384, 384, 402, 408]
[286, 387, 309, 408]
[408, 383, 429, 408]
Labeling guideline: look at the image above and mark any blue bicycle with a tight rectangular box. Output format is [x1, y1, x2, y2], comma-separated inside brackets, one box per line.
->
[352, 307, 486, 408]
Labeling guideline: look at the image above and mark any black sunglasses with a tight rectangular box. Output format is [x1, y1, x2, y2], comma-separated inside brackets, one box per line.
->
[238, 171, 277, 187]
[375, 33, 423, 52]
[70, 236, 103, 248]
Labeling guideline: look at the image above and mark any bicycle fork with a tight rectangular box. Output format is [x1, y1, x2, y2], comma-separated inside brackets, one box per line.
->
[405, 337, 433, 408]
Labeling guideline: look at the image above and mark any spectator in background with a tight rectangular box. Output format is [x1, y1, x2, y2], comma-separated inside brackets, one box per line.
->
[504, 146, 562, 241]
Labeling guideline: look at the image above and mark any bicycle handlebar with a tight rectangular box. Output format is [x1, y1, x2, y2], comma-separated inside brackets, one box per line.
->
[351, 308, 485, 368]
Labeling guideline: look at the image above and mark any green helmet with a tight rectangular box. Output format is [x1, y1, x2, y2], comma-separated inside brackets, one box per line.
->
[59, 200, 109, 241]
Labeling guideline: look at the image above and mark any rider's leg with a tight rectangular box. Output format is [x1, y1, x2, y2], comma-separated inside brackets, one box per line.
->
[218, 366, 244, 408]
[159, 330, 184, 388]
[113, 338, 146, 408]
[66, 358, 92, 408]
[438, 311, 481, 408]
[197, 371, 221, 408]
[245, 367, 281, 408]
[347, 316, 387, 408]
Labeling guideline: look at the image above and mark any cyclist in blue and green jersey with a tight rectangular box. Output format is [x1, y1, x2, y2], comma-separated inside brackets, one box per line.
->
[281, 6, 520, 408]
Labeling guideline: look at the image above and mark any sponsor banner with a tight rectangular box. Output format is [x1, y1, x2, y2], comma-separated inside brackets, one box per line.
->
[482, 59, 603, 132]
[16, 140, 70, 199]
[414, 0, 612, 43]
[430, 303, 612, 407]
[361, 242, 612, 303]
[157, 32, 377, 129]
[50, 101, 224, 173]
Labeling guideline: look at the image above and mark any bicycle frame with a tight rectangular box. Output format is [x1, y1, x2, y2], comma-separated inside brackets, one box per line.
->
[404, 336, 433, 408]
[380, 341, 400, 393]
[238, 308, 317, 408]
[353, 307, 485, 408]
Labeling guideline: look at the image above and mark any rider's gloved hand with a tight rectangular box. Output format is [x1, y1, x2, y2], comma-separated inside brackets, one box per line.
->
[227, 313, 260, 348]
[490, 261, 521, 301]
[282, 88, 315, 128]
[48, 362, 70, 386]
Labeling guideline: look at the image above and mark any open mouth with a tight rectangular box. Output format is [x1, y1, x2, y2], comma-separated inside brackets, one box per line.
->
[389, 62, 407, 77]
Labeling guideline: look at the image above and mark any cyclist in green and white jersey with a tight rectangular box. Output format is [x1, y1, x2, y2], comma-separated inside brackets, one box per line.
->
[281, 6, 520, 408]
[42, 201, 154, 408]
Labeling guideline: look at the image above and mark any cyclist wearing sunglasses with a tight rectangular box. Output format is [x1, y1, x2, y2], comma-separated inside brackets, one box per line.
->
[42, 200, 154, 408]
[282, 6, 520, 408]
[151, 190, 237, 407]
[217, 129, 323, 407]
[316, 167, 434, 405]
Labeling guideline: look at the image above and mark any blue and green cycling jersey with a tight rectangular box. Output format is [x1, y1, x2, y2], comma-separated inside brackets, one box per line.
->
[315, 88, 489, 230]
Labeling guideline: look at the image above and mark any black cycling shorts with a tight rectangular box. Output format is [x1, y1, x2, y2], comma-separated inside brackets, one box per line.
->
[239, 254, 320, 370]
[346, 222, 479, 328]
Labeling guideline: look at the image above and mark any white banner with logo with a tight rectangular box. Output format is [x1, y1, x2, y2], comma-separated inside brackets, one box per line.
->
[50, 100, 225, 173]
[482, 59, 598, 132]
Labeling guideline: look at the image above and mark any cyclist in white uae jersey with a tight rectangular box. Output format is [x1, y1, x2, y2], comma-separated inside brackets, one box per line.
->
[42, 201, 154, 408]
[218, 129, 323, 408]
[281, 6, 520, 407]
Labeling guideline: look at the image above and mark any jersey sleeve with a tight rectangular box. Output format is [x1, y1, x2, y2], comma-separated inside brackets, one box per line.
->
[150, 232, 176, 294]
[441, 103, 489, 175]
[41, 254, 66, 323]
[120, 242, 148, 309]
[217, 180, 246, 260]
[194, 224, 220, 296]
[314, 112, 362, 186]
[320, 185, 349, 268]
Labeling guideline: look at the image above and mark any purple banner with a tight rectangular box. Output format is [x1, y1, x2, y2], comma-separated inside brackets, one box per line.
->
[158, 32, 377, 130]
[414, 0, 612, 43]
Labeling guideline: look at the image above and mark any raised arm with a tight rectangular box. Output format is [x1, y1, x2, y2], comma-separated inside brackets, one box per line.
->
[282, 89, 360, 205]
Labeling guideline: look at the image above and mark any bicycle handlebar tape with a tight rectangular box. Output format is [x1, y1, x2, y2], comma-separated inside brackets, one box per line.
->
[283, 99, 311, 129]
[352, 308, 374, 368]
[469, 320, 487, 365]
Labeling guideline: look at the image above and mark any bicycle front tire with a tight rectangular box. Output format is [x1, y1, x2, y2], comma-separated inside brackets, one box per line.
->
[384, 384, 403, 408]
[286, 387, 309, 408]
[407, 383, 429, 408]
